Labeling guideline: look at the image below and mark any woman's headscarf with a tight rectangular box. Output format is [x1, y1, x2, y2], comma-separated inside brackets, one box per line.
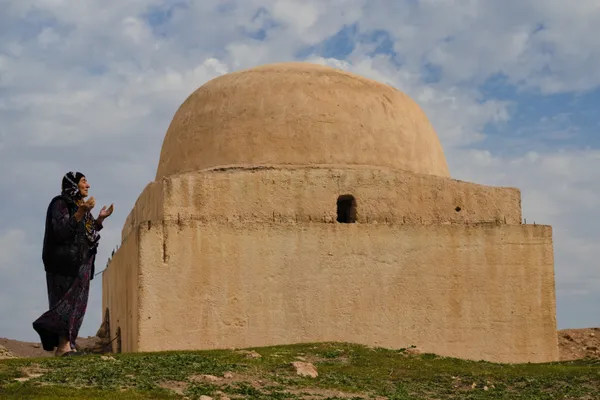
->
[61, 171, 85, 201]
[61, 171, 101, 250]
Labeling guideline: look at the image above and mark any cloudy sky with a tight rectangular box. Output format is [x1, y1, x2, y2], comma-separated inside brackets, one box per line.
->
[1, 0, 599, 342]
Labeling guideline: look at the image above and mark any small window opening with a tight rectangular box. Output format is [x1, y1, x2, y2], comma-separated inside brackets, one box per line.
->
[337, 195, 357, 223]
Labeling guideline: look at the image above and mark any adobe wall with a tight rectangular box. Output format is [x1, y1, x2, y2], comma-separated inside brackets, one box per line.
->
[105, 167, 555, 362]
[101, 228, 140, 353]
[120, 165, 522, 241]
[121, 181, 165, 241]
[132, 221, 557, 363]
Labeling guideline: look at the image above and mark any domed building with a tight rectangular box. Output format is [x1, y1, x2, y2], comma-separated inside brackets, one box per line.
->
[102, 62, 558, 363]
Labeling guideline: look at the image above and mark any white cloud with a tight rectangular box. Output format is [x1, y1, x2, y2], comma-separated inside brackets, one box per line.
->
[1, 0, 600, 341]
[353, 0, 600, 93]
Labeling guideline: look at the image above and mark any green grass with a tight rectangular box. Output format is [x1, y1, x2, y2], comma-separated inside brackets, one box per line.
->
[1, 342, 599, 399]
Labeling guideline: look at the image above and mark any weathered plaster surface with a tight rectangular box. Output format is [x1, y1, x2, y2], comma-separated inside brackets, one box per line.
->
[121, 166, 521, 241]
[155, 62, 450, 179]
[104, 166, 557, 363]
[101, 229, 140, 352]
[127, 221, 556, 363]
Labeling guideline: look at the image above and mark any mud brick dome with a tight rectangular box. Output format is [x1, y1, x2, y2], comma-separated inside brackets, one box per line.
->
[103, 62, 558, 364]
[155, 62, 450, 179]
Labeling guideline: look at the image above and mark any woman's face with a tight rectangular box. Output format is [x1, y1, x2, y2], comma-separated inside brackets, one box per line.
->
[78, 176, 90, 198]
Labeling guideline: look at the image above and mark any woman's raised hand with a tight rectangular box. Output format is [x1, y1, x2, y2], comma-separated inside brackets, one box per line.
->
[80, 196, 96, 211]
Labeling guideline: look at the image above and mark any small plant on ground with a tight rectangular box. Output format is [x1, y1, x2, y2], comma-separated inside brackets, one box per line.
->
[0, 342, 598, 399]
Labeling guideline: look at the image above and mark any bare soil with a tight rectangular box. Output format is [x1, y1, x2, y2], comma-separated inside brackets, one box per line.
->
[558, 327, 600, 361]
[2, 328, 599, 360]
[0, 336, 100, 358]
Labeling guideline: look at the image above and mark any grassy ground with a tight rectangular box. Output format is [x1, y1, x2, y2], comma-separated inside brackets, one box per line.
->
[1, 342, 599, 399]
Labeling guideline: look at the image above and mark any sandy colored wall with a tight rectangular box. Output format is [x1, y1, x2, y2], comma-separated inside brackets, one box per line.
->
[121, 181, 164, 241]
[135, 221, 557, 363]
[101, 227, 140, 353]
[121, 166, 521, 244]
[164, 166, 522, 224]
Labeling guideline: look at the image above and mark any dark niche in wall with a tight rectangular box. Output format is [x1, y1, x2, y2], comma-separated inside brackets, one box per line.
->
[337, 195, 357, 223]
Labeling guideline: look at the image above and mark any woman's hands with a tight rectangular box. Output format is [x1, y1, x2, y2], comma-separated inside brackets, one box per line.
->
[81, 197, 96, 211]
[98, 204, 114, 221]
[75, 197, 96, 222]
[74, 197, 114, 224]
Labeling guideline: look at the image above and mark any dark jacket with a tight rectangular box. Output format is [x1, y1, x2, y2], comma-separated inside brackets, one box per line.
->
[42, 195, 99, 279]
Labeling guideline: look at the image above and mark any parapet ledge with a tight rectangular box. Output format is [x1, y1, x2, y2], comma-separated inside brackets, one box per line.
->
[119, 165, 525, 243]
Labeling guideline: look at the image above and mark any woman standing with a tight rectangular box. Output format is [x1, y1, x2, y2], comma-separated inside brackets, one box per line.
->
[33, 172, 114, 356]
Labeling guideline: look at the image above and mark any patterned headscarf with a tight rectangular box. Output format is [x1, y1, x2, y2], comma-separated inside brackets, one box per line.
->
[61, 171, 101, 250]
[62, 172, 85, 201]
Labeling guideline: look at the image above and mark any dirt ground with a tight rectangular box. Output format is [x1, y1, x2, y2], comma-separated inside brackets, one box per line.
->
[0, 336, 101, 358]
[2, 329, 599, 360]
[558, 327, 600, 361]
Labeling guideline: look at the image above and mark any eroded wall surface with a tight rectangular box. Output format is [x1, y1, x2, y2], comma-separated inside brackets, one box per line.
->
[105, 167, 557, 363]
[155, 62, 450, 180]
[120, 166, 522, 241]
[134, 221, 557, 363]
[102, 228, 140, 353]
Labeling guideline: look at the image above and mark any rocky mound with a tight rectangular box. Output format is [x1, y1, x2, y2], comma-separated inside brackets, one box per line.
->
[558, 328, 600, 361]
[0, 344, 17, 360]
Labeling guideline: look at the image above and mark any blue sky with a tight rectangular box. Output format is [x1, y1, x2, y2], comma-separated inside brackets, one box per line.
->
[1, 0, 600, 342]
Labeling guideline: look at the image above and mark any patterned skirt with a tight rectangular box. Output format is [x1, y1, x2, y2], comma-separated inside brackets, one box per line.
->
[33, 259, 93, 351]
